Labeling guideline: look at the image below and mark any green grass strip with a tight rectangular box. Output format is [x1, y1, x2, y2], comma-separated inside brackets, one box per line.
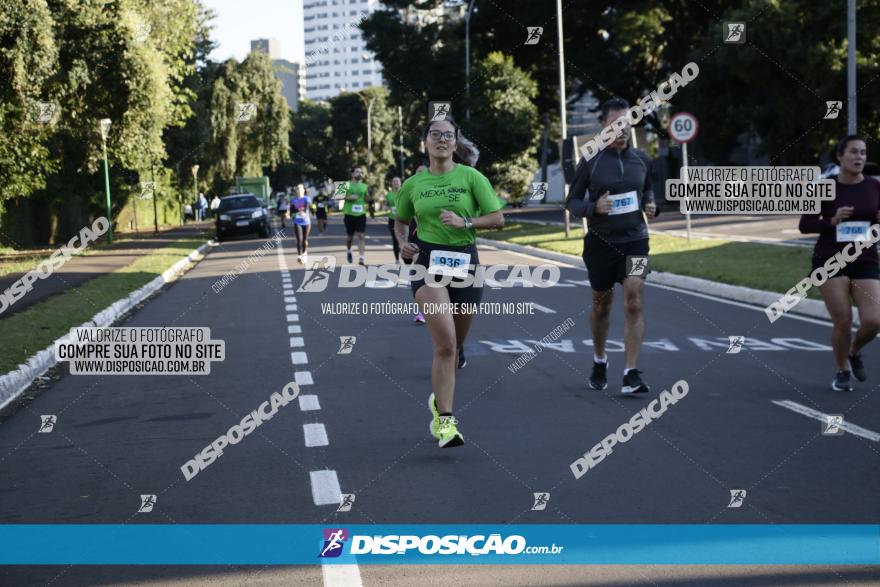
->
[0, 238, 205, 374]
[482, 223, 815, 299]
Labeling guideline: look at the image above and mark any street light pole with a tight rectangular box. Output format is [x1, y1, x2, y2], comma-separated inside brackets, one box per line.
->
[556, 0, 570, 237]
[191, 164, 200, 222]
[151, 157, 159, 234]
[847, 0, 857, 134]
[398, 105, 404, 177]
[99, 118, 113, 243]
[465, 0, 476, 120]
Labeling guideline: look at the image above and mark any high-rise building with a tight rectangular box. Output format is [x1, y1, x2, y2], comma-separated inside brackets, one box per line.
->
[303, 0, 383, 101]
[250, 38, 306, 112]
[274, 59, 307, 113]
[250, 38, 281, 60]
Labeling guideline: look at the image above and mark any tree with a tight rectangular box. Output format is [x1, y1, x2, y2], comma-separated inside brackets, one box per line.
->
[205, 51, 290, 195]
[0, 0, 59, 210]
[1, 0, 207, 244]
[468, 52, 540, 200]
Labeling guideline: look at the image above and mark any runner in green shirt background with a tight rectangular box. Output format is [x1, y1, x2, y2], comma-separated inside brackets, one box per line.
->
[339, 165, 370, 265]
[394, 116, 505, 448]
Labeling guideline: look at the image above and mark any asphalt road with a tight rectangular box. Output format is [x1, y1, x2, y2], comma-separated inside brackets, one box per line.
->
[1, 216, 877, 586]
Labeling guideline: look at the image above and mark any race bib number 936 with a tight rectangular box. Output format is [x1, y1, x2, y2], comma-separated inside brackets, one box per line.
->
[428, 250, 471, 278]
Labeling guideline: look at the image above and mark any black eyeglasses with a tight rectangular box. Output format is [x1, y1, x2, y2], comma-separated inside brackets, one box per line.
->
[428, 130, 456, 141]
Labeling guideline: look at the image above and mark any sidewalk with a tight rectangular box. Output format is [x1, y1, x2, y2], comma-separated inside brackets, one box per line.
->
[0, 222, 212, 318]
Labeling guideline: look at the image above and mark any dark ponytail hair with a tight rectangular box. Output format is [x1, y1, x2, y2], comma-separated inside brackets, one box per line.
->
[423, 116, 480, 166]
[836, 134, 866, 157]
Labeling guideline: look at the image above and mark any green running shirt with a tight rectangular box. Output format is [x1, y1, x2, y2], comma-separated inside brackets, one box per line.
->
[396, 164, 500, 246]
[341, 182, 369, 216]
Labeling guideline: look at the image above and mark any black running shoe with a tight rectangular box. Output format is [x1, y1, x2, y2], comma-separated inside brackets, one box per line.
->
[849, 354, 867, 382]
[458, 347, 467, 369]
[832, 370, 853, 392]
[346, 250, 353, 263]
[589, 361, 608, 390]
[621, 369, 650, 394]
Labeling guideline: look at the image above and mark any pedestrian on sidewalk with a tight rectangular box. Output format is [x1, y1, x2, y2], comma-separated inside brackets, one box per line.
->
[210, 194, 221, 218]
[197, 193, 208, 221]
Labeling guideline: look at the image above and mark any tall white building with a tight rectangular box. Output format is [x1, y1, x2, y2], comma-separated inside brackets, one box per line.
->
[303, 0, 383, 101]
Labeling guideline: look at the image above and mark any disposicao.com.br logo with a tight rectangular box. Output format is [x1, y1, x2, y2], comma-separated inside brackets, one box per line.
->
[319, 528, 563, 558]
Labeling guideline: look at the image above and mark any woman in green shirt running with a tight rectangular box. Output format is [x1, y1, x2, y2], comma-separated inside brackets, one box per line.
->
[394, 117, 504, 448]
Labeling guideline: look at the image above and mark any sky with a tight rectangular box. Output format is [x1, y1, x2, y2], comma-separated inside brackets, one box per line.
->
[202, 0, 304, 63]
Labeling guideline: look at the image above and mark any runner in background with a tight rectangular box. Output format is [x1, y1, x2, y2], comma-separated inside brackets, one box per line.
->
[313, 182, 331, 235]
[340, 166, 370, 265]
[394, 116, 504, 448]
[799, 134, 880, 391]
[291, 184, 312, 263]
[566, 97, 659, 395]
[276, 191, 290, 229]
[386, 176, 403, 263]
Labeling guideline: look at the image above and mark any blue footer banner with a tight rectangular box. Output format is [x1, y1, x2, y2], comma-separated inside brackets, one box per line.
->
[0, 525, 877, 564]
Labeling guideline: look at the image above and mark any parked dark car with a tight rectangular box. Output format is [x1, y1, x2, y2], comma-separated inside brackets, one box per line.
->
[215, 194, 270, 242]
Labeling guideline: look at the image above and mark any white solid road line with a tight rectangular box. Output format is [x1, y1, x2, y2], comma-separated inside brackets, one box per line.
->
[291, 352, 308, 365]
[310, 470, 342, 505]
[322, 564, 363, 587]
[493, 242, 840, 328]
[294, 371, 314, 386]
[772, 400, 880, 442]
[529, 303, 556, 314]
[647, 282, 836, 328]
[304, 423, 329, 447]
[288, 325, 302, 334]
[290, 337, 305, 348]
[299, 395, 321, 411]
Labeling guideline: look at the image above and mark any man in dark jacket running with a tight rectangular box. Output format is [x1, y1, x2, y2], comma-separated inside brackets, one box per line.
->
[566, 97, 660, 395]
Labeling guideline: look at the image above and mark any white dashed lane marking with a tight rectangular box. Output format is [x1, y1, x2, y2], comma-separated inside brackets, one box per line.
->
[287, 313, 299, 322]
[299, 395, 321, 411]
[304, 423, 329, 447]
[309, 470, 342, 506]
[288, 325, 302, 334]
[291, 352, 308, 365]
[290, 337, 305, 348]
[295, 371, 314, 386]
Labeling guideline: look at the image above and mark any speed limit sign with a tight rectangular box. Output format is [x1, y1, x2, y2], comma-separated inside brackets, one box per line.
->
[668, 112, 699, 143]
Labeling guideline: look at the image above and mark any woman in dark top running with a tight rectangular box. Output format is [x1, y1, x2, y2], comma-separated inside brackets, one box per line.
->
[799, 135, 880, 391]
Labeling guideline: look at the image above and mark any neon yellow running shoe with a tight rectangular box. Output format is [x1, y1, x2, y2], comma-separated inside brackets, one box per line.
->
[437, 415, 464, 448]
[428, 393, 440, 439]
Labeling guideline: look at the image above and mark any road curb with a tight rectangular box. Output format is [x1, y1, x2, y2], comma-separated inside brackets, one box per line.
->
[477, 237, 832, 323]
[0, 241, 213, 412]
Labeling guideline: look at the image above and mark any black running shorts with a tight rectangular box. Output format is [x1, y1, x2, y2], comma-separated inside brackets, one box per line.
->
[343, 214, 366, 235]
[810, 257, 880, 280]
[582, 234, 650, 291]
